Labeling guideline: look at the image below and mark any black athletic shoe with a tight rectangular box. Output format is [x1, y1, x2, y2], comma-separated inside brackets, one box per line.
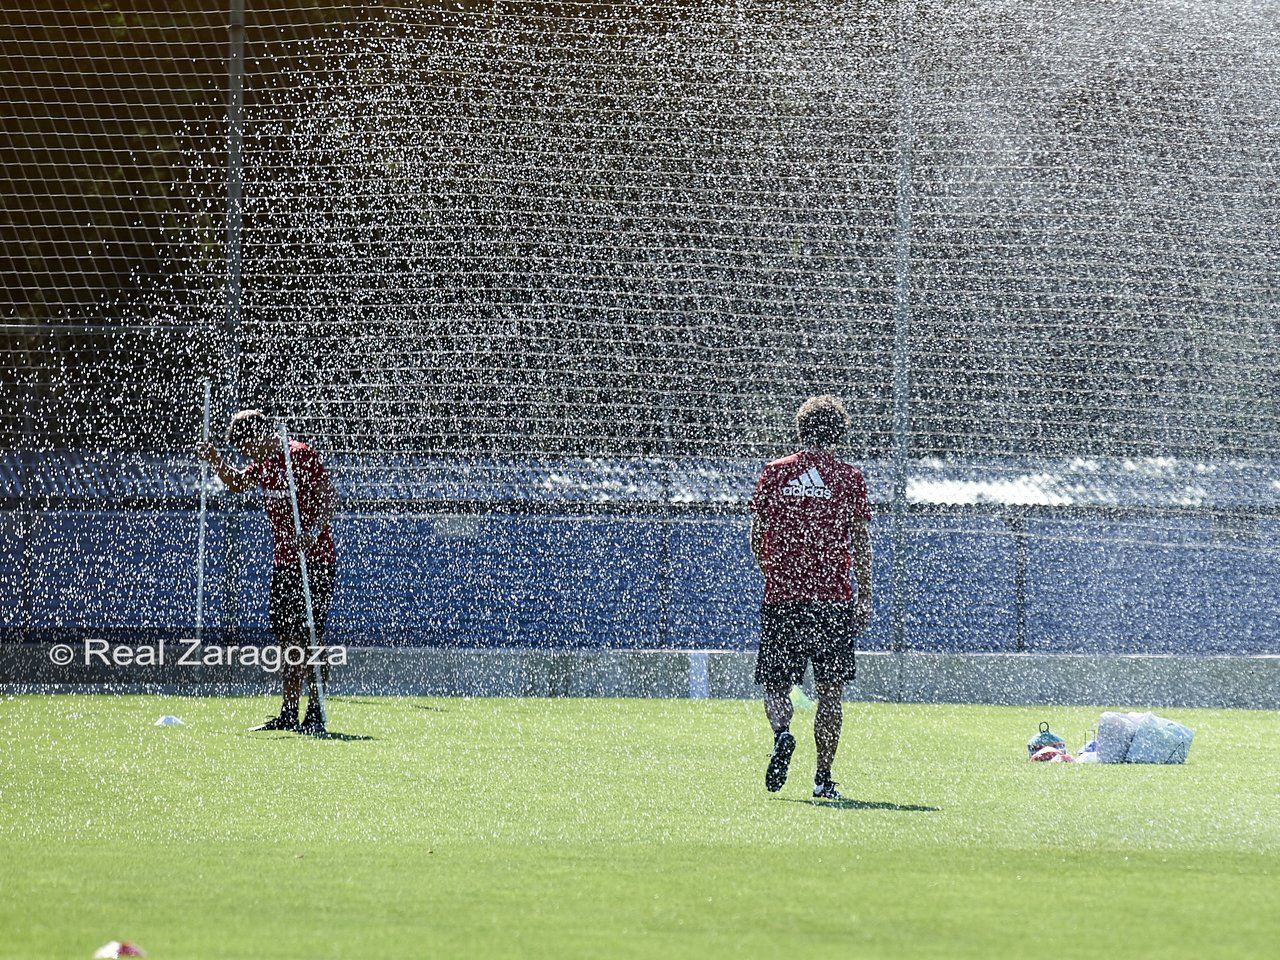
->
[765, 731, 796, 792]
[249, 714, 298, 732]
[297, 708, 327, 737]
[813, 774, 842, 801]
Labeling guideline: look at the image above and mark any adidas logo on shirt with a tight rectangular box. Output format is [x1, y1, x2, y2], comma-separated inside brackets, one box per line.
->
[782, 467, 832, 499]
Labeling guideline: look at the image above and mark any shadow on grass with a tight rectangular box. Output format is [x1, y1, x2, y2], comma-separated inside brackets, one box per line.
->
[778, 797, 939, 812]
[321, 697, 449, 715]
[241, 730, 376, 741]
[324, 697, 448, 714]
[307, 729, 376, 742]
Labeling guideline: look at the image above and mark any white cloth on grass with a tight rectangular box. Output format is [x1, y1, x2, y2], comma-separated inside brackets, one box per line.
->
[1095, 711, 1192, 763]
[1096, 711, 1150, 763]
[1126, 714, 1193, 764]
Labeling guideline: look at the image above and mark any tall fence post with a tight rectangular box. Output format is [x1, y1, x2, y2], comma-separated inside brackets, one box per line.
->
[19, 356, 37, 642]
[889, 0, 917, 698]
[1005, 512, 1030, 652]
[195, 380, 211, 638]
[225, 0, 245, 397]
[658, 460, 672, 651]
[222, 0, 246, 639]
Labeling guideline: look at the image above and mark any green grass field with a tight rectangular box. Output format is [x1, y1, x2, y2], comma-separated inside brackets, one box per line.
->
[0, 695, 1276, 959]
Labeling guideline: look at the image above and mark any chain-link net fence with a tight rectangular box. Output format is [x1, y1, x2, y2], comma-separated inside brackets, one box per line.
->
[3, 1, 1278, 653]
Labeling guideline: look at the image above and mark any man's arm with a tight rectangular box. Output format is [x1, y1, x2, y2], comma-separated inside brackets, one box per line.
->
[304, 469, 337, 548]
[748, 467, 772, 575]
[749, 512, 767, 574]
[851, 519, 873, 632]
[315, 470, 336, 532]
[198, 442, 255, 494]
[291, 452, 337, 551]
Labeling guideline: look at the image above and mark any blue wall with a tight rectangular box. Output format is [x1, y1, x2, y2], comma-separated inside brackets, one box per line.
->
[2, 509, 1276, 654]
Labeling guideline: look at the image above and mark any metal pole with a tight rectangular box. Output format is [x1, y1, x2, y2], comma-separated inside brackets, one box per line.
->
[658, 458, 672, 650]
[195, 380, 211, 638]
[278, 422, 327, 727]
[18, 351, 37, 643]
[889, 0, 917, 689]
[1007, 513, 1030, 653]
[225, 0, 245, 393]
[223, 0, 246, 640]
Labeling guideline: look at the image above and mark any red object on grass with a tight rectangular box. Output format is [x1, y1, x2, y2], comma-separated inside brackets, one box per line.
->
[1030, 746, 1075, 763]
[93, 941, 146, 959]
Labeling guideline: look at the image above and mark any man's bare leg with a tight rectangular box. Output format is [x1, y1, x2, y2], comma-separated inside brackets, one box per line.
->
[250, 651, 301, 730]
[300, 573, 334, 732]
[296, 649, 329, 733]
[299, 665, 326, 733]
[764, 681, 793, 734]
[305, 668, 321, 705]
[281, 657, 303, 720]
[814, 681, 844, 797]
[764, 681, 796, 792]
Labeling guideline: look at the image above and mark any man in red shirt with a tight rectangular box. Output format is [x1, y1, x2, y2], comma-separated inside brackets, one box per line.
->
[749, 395, 873, 799]
[200, 409, 337, 734]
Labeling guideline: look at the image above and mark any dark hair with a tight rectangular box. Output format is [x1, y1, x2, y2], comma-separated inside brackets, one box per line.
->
[795, 395, 851, 447]
[226, 409, 270, 446]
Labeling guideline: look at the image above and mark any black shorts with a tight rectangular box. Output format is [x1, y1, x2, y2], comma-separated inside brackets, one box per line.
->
[755, 601, 856, 687]
[269, 562, 336, 649]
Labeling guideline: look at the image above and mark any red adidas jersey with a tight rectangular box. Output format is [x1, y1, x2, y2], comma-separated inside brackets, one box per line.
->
[254, 440, 338, 567]
[749, 450, 871, 603]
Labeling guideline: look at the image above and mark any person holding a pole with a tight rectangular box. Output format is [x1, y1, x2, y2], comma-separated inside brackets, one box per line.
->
[199, 409, 337, 734]
[749, 396, 873, 800]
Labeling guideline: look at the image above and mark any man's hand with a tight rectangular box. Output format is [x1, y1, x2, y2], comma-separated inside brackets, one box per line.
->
[197, 442, 255, 493]
[853, 597, 873, 635]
